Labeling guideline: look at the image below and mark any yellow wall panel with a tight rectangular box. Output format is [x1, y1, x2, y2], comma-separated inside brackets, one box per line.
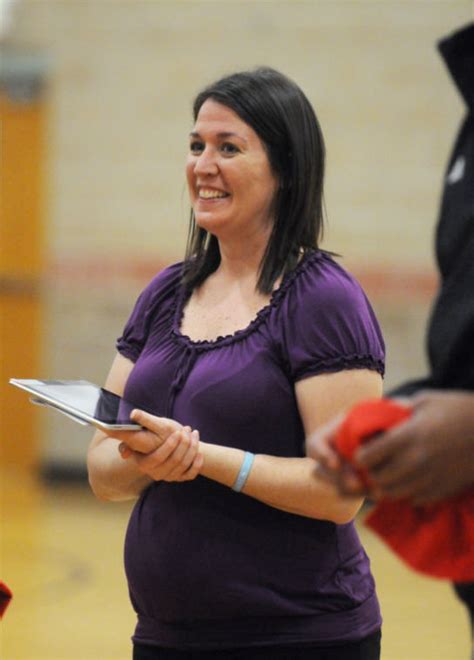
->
[0, 81, 46, 472]
[0, 294, 42, 471]
[0, 93, 45, 278]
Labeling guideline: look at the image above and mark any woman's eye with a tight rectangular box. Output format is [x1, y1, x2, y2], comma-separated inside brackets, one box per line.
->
[190, 141, 204, 154]
[221, 143, 239, 155]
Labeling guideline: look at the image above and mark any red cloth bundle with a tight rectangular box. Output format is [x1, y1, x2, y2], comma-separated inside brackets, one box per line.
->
[335, 399, 474, 582]
[0, 581, 12, 619]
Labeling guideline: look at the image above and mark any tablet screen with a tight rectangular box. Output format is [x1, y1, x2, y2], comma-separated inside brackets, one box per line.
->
[10, 379, 140, 428]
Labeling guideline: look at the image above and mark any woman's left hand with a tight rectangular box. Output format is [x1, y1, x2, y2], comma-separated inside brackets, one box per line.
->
[106, 410, 204, 483]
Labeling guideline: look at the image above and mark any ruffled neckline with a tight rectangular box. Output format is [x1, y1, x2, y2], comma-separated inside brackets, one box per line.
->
[171, 250, 323, 350]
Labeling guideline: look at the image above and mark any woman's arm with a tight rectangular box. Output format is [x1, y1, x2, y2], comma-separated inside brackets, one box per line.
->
[87, 353, 153, 501]
[87, 353, 202, 501]
[118, 368, 382, 522]
[240, 368, 383, 522]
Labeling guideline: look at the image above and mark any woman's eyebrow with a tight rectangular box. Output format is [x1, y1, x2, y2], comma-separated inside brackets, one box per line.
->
[189, 130, 248, 144]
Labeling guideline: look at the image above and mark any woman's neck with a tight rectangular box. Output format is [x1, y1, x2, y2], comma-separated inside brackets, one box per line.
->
[216, 231, 270, 282]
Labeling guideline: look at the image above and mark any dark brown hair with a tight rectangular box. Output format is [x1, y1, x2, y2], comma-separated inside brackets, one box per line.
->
[184, 67, 326, 294]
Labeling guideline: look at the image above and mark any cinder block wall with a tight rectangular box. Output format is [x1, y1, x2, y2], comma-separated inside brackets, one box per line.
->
[6, 1, 471, 472]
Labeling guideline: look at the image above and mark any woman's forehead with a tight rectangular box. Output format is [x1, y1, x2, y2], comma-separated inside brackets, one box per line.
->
[193, 99, 255, 140]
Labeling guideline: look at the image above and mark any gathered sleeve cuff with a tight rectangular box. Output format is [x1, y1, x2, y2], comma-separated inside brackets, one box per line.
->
[275, 254, 385, 382]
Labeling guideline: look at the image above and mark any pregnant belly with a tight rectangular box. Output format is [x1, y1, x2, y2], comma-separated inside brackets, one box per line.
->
[124, 482, 364, 623]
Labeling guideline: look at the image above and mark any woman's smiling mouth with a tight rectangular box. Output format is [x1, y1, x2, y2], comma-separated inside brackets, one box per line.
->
[198, 188, 230, 200]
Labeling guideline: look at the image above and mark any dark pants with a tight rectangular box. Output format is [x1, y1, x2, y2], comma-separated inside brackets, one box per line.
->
[133, 630, 381, 660]
[454, 581, 474, 636]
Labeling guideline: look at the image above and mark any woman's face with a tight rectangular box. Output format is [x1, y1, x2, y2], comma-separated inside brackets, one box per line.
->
[186, 99, 279, 242]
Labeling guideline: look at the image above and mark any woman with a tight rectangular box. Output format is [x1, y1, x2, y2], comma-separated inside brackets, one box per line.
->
[87, 67, 385, 660]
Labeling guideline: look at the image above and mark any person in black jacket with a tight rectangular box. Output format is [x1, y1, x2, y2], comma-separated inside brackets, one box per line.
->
[307, 21, 474, 652]
[393, 22, 474, 397]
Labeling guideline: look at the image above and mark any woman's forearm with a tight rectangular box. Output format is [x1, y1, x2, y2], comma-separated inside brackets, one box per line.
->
[89, 407, 363, 521]
[199, 442, 363, 523]
[87, 436, 152, 502]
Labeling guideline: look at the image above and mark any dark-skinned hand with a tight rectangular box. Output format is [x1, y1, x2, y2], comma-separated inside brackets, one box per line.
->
[307, 391, 474, 505]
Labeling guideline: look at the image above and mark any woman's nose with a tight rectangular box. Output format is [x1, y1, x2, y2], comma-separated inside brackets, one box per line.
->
[194, 148, 218, 176]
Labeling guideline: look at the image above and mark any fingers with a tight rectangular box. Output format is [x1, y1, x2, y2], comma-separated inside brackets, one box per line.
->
[348, 392, 474, 505]
[313, 460, 368, 498]
[354, 413, 436, 502]
[306, 413, 345, 471]
[113, 411, 186, 458]
[133, 427, 202, 482]
[337, 464, 368, 496]
[354, 421, 413, 471]
[164, 430, 202, 481]
[390, 395, 415, 408]
[118, 442, 132, 459]
[113, 413, 202, 483]
[106, 427, 159, 453]
[307, 413, 371, 501]
[182, 451, 204, 481]
[130, 409, 180, 440]
[370, 469, 440, 505]
[161, 428, 197, 480]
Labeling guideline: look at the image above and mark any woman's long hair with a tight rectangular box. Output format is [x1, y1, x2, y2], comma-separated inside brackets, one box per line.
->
[184, 67, 326, 294]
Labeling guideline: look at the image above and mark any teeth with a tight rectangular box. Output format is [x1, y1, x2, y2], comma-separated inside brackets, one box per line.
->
[199, 189, 227, 199]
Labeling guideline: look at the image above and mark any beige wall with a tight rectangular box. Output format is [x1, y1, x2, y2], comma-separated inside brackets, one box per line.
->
[3, 0, 473, 468]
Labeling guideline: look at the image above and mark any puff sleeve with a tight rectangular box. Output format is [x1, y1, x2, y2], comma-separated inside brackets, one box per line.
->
[276, 253, 385, 382]
[116, 262, 183, 362]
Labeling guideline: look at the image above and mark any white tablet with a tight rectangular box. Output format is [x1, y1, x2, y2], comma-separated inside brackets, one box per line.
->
[9, 379, 142, 431]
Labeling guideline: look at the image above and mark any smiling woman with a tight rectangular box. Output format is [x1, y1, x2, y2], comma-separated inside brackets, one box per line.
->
[183, 67, 326, 296]
[186, 101, 278, 245]
[87, 67, 385, 660]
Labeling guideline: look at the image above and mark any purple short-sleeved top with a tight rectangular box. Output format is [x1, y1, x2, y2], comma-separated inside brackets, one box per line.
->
[117, 250, 385, 650]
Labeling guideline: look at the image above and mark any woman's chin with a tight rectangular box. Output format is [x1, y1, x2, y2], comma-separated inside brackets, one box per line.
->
[194, 214, 227, 234]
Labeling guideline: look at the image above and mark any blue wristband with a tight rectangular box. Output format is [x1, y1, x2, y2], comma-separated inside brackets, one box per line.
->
[232, 451, 255, 492]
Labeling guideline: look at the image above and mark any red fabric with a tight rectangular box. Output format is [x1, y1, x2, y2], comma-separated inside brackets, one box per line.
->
[335, 399, 474, 582]
[0, 581, 12, 619]
[334, 399, 411, 486]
